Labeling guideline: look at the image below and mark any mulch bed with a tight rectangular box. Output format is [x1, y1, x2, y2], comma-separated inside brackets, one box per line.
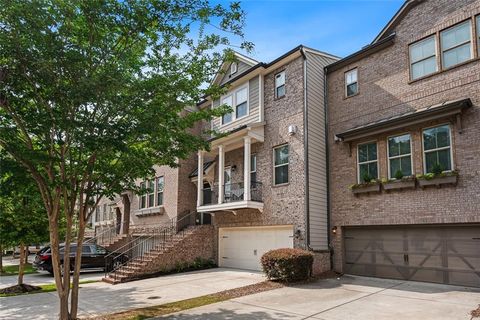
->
[0, 284, 42, 295]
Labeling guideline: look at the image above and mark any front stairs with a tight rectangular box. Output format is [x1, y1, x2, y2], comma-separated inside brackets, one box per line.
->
[102, 225, 214, 284]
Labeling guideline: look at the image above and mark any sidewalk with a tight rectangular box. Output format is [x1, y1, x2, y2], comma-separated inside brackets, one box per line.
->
[0, 268, 265, 319]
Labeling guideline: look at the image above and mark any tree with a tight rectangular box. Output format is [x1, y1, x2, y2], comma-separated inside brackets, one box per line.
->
[0, 1, 250, 319]
[0, 151, 50, 286]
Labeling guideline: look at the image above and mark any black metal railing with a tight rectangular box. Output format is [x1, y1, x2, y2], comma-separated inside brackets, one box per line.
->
[201, 181, 262, 205]
[104, 211, 196, 281]
[84, 221, 127, 246]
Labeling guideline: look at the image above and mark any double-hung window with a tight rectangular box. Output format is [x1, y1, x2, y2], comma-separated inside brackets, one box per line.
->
[139, 182, 147, 209]
[345, 68, 358, 97]
[273, 144, 289, 185]
[221, 95, 233, 125]
[147, 180, 155, 207]
[103, 204, 107, 220]
[156, 176, 164, 206]
[388, 134, 412, 178]
[357, 142, 378, 183]
[250, 154, 257, 183]
[409, 36, 437, 80]
[440, 20, 472, 69]
[95, 207, 100, 222]
[275, 71, 285, 98]
[477, 16, 480, 55]
[235, 87, 248, 118]
[423, 124, 453, 173]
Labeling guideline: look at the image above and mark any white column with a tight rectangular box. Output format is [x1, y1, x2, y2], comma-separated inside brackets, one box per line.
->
[197, 151, 204, 207]
[218, 144, 225, 204]
[244, 136, 252, 201]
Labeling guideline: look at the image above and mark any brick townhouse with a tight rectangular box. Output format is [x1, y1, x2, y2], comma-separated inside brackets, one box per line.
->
[194, 47, 338, 273]
[326, 0, 480, 287]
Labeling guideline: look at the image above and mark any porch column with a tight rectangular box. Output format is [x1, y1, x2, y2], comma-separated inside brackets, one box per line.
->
[243, 136, 252, 201]
[218, 144, 225, 204]
[197, 150, 204, 207]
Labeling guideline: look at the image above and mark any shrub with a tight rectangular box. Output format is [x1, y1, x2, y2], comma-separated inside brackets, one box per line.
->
[394, 169, 404, 180]
[260, 248, 314, 282]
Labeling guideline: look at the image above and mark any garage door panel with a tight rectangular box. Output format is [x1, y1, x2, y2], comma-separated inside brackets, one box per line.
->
[344, 226, 480, 288]
[219, 226, 294, 271]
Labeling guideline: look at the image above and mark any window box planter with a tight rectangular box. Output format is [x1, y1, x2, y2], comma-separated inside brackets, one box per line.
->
[382, 177, 416, 191]
[417, 171, 458, 188]
[350, 182, 381, 194]
[134, 206, 165, 217]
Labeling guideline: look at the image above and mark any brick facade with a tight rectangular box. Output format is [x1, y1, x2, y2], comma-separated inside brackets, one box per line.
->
[326, 0, 480, 272]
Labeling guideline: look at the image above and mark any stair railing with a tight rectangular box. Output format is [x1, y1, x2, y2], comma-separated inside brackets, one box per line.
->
[104, 211, 197, 281]
[84, 221, 128, 246]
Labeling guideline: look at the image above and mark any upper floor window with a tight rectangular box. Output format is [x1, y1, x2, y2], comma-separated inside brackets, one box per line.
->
[103, 204, 107, 220]
[440, 20, 472, 69]
[357, 142, 378, 183]
[388, 134, 412, 178]
[95, 207, 100, 222]
[273, 144, 289, 185]
[147, 180, 155, 207]
[230, 62, 237, 75]
[157, 176, 164, 206]
[139, 181, 147, 209]
[221, 95, 233, 125]
[423, 124, 452, 174]
[409, 36, 437, 80]
[235, 87, 248, 118]
[275, 71, 285, 98]
[345, 68, 358, 97]
[477, 16, 480, 55]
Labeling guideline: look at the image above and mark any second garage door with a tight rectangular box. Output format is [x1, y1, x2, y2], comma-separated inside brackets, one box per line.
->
[219, 226, 294, 271]
[344, 225, 480, 287]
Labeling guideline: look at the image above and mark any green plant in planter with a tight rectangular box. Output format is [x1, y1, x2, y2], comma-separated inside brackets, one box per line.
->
[361, 172, 374, 183]
[394, 170, 404, 180]
[431, 163, 444, 175]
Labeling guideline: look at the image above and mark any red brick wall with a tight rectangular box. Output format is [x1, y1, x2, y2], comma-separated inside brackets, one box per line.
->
[327, 0, 480, 271]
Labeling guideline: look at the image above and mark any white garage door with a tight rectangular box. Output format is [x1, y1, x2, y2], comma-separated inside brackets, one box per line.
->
[218, 226, 294, 271]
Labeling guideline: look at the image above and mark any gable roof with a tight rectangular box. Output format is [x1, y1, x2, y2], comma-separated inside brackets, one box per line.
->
[210, 52, 259, 86]
[372, 0, 424, 44]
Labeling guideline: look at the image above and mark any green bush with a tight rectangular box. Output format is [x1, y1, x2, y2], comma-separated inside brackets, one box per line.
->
[260, 248, 313, 282]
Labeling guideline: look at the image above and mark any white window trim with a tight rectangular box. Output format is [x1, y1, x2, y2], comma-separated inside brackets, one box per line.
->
[387, 133, 414, 179]
[440, 20, 474, 69]
[476, 15, 480, 56]
[409, 35, 438, 80]
[138, 177, 165, 210]
[230, 62, 237, 75]
[357, 140, 379, 183]
[273, 144, 289, 186]
[274, 71, 286, 98]
[345, 68, 358, 97]
[220, 83, 249, 127]
[156, 176, 164, 206]
[421, 123, 454, 174]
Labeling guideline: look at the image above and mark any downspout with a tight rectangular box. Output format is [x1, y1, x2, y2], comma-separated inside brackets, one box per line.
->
[301, 47, 310, 250]
[323, 67, 333, 270]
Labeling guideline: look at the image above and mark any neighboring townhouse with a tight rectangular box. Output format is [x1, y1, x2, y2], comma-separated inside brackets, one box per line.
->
[194, 47, 338, 273]
[326, 0, 480, 287]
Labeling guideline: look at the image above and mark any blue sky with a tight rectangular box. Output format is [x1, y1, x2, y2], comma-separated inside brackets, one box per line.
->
[230, 0, 404, 62]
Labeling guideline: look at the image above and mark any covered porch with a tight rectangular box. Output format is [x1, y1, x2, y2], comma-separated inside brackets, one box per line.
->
[195, 123, 265, 213]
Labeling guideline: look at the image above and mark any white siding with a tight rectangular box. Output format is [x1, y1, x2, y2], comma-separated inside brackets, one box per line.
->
[219, 61, 253, 86]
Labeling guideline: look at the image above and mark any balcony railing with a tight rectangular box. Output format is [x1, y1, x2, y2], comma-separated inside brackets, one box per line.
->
[201, 181, 262, 205]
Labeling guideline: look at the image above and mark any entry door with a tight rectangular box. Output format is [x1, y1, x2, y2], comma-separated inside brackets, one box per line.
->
[344, 226, 480, 287]
[219, 226, 294, 271]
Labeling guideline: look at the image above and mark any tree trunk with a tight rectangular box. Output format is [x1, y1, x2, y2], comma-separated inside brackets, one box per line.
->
[70, 209, 87, 319]
[0, 244, 3, 273]
[18, 243, 25, 286]
[59, 293, 71, 320]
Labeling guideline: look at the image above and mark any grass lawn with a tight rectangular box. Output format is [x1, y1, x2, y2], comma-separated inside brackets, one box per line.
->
[0, 280, 99, 297]
[0, 263, 38, 276]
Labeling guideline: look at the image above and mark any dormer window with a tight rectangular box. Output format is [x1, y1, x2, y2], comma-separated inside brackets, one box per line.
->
[230, 62, 237, 75]
[345, 68, 358, 97]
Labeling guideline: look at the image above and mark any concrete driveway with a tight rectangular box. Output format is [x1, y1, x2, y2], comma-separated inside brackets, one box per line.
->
[0, 268, 265, 319]
[160, 275, 480, 320]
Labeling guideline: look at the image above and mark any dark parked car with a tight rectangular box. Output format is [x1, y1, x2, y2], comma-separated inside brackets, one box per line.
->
[33, 243, 127, 274]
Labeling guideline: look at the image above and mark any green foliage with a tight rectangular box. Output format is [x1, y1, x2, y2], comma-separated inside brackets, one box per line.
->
[361, 172, 374, 183]
[416, 170, 458, 180]
[0, 263, 37, 276]
[431, 163, 444, 175]
[261, 248, 314, 282]
[394, 170, 404, 180]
